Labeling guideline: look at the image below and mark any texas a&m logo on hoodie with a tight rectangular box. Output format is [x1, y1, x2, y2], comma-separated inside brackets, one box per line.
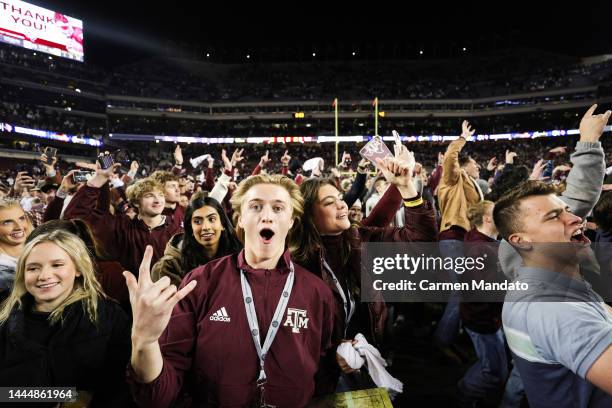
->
[283, 308, 309, 333]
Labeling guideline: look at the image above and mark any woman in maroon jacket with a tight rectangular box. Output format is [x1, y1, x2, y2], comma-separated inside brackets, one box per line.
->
[289, 155, 438, 377]
[125, 174, 336, 408]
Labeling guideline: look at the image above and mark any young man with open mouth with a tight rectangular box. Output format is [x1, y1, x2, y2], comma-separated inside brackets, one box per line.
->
[126, 174, 337, 408]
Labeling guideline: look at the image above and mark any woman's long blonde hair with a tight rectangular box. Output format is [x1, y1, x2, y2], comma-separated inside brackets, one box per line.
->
[0, 230, 105, 325]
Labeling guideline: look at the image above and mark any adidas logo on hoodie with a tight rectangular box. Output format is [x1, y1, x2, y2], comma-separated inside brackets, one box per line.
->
[209, 307, 231, 323]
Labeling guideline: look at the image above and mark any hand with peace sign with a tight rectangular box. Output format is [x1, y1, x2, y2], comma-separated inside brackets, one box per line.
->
[124, 246, 197, 382]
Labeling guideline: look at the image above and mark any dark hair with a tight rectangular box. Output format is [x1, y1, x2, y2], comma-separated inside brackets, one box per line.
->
[26, 219, 109, 261]
[459, 154, 473, 167]
[493, 181, 557, 240]
[593, 191, 612, 233]
[486, 165, 530, 202]
[182, 195, 242, 273]
[289, 177, 357, 266]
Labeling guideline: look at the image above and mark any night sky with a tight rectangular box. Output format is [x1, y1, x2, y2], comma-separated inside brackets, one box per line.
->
[25, 1, 612, 68]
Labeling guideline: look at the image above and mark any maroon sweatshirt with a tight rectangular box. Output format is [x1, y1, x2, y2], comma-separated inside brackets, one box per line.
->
[63, 184, 182, 275]
[460, 228, 502, 334]
[128, 250, 336, 408]
[162, 204, 185, 230]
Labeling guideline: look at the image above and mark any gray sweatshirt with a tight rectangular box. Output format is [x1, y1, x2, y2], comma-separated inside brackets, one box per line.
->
[499, 141, 605, 279]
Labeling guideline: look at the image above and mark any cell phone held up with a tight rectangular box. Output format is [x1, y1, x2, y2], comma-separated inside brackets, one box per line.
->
[43, 147, 57, 164]
[97, 153, 114, 170]
[542, 160, 554, 179]
[72, 171, 90, 183]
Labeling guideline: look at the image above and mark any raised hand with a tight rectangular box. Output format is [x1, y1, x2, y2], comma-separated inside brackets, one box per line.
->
[75, 161, 97, 171]
[579, 104, 611, 143]
[505, 150, 517, 164]
[280, 150, 291, 166]
[259, 150, 270, 167]
[123, 246, 197, 348]
[231, 149, 245, 167]
[13, 171, 35, 195]
[553, 164, 572, 175]
[549, 146, 567, 155]
[529, 159, 549, 181]
[487, 157, 498, 171]
[87, 163, 121, 188]
[460, 120, 476, 140]
[391, 132, 415, 173]
[39, 153, 57, 175]
[221, 149, 232, 171]
[95, 162, 121, 179]
[174, 145, 183, 165]
[357, 158, 370, 173]
[207, 156, 214, 168]
[61, 170, 78, 190]
[376, 156, 411, 188]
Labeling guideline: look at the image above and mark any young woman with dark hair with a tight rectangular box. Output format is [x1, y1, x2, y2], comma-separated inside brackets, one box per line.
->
[151, 193, 242, 285]
[289, 153, 438, 382]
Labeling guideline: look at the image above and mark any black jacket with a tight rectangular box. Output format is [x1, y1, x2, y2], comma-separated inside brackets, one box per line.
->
[0, 295, 134, 407]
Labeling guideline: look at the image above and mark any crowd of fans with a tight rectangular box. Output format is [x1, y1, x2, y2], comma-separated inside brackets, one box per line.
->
[106, 109, 592, 139]
[0, 102, 610, 406]
[2, 42, 611, 146]
[107, 52, 612, 102]
[1, 40, 612, 407]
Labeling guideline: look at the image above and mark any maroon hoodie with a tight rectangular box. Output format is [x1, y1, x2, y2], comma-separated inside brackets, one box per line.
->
[128, 249, 336, 408]
[162, 204, 185, 230]
[459, 228, 502, 334]
[63, 184, 182, 275]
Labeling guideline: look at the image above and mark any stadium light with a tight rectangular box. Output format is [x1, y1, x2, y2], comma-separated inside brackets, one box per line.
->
[462, 47, 467, 51]
[294, 112, 305, 119]
[206, 53, 210, 58]
[352, 51, 356, 56]
[246, 54, 251, 59]
[312, 52, 316, 57]
[419, 50, 423, 55]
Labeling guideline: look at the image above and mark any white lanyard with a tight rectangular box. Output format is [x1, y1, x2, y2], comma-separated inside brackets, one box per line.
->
[322, 259, 355, 336]
[240, 262, 294, 386]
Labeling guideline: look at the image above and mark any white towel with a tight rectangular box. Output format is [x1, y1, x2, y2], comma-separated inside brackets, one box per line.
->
[353, 333, 403, 394]
[336, 334, 403, 394]
[336, 342, 364, 370]
[189, 154, 211, 169]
